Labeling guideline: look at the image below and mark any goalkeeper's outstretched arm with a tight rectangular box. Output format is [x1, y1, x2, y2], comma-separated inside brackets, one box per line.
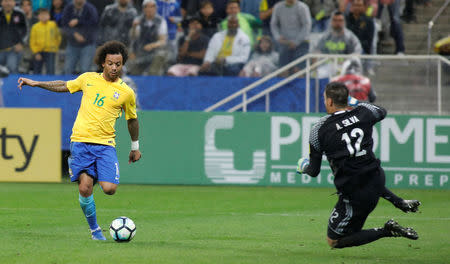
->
[18, 77, 69, 93]
[297, 146, 322, 177]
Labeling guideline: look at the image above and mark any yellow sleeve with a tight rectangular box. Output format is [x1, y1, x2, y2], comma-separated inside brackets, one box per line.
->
[123, 91, 137, 120]
[260, 0, 268, 12]
[29, 25, 39, 54]
[66, 73, 86, 94]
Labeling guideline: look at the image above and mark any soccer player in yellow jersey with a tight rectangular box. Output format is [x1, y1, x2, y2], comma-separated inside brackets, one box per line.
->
[17, 41, 141, 240]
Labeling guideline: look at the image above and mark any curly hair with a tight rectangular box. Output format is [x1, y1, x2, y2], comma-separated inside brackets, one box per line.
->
[94, 41, 128, 72]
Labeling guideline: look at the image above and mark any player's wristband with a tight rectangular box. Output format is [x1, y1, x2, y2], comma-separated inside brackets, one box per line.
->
[131, 140, 139, 151]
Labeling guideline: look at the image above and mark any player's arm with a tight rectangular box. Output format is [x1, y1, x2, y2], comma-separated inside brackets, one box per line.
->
[358, 102, 387, 122]
[17, 77, 69, 93]
[297, 120, 325, 177]
[127, 118, 141, 164]
[297, 145, 322, 177]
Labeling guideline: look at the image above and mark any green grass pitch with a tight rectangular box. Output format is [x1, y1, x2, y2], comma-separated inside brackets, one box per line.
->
[0, 183, 449, 264]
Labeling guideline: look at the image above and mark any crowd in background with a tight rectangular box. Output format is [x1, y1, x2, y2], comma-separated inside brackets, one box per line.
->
[0, 0, 433, 79]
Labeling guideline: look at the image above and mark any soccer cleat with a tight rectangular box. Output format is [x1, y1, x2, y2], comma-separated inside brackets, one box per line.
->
[395, 199, 421, 213]
[91, 227, 106, 241]
[384, 219, 418, 240]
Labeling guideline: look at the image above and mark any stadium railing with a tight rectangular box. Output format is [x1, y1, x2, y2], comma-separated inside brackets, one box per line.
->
[427, 0, 450, 55]
[204, 54, 450, 115]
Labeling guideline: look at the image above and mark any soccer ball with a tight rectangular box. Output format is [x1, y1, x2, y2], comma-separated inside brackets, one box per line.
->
[109, 216, 136, 242]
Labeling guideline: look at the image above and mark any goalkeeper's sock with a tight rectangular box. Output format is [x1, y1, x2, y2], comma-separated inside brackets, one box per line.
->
[381, 187, 403, 206]
[79, 194, 99, 231]
[333, 228, 389, 248]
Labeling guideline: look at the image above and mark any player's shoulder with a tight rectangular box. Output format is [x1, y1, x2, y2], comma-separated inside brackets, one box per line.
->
[312, 114, 332, 131]
[115, 78, 136, 96]
[309, 114, 331, 150]
[78, 72, 98, 79]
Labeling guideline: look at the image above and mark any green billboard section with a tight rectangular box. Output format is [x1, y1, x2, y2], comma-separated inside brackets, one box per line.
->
[115, 112, 450, 189]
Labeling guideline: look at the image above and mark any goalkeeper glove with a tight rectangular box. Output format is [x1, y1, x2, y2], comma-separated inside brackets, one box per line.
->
[348, 96, 359, 107]
[296, 157, 309, 174]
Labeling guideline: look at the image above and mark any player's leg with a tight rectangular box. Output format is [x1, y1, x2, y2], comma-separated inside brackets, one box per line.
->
[326, 196, 390, 248]
[69, 142, 106, 240]
[330, 219, 418, 248]
[78, 174, 106, 240]
[78, 173, 104, 238]
[328, 182, 418, 248]
[98, 181, 117, 195]
[379, 168, 421, 212]
[96, 144, 120, 195]
[382, 187, 421, 212]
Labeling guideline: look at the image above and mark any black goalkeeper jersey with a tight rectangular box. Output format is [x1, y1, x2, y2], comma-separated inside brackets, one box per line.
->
[304, 103, 387, 194]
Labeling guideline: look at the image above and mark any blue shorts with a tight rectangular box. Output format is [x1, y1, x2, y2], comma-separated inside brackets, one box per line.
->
[68, 142, 120, 184]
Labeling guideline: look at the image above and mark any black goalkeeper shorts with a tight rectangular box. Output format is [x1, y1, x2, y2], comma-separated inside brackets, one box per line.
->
[327, 170, 385, 240]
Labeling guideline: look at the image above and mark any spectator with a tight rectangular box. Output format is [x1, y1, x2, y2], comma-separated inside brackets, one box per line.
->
[271, 0, 311, 75]
[0, 0, 27, 74]
[133, 0, 143, 12]
[19, 0, 36, 73]
[29, 8, 61, 74]
[199, 15, 251, 76]
[195, 0, 219, 38]
[377, 0, 405, 54]
[51, 0, 66, 26]
[61, 0, 99, 74]
[209, 0, 227, 19]
[331, 57, 376, 102]
[156, 0, 182, 61]
[259, 0, 281, 36]
[21, 0, 36, 28]
[98, 0, 137, 47]
[434, 35, 450, 56]
[239, 35, 278, 77]
[220, 0, 262, 48]
[87, 0, 114, 17]
[32, 0, 52, 12]
[181, 0, 227, 20]
[180, 0, 200, 18]
[167, 16, 209, 76]
[303, 0, 337, 33]
[311, 11, 362, 77]
[401, 0, 416, 23]
[339, 0, 379, 17]
[311, 11, 362, 54]
[128, 0, 169, 75]
[346, 0, 374, 55]
[240, 0, 261, 18]
[339, 0, 378, 73]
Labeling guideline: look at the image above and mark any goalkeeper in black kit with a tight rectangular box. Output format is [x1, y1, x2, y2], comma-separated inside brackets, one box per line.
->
[297, 82, 421, 249]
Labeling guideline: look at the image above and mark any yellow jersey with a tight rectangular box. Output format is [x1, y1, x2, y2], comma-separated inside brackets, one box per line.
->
[67, 72, 137, 147]
[29, 21, 62, 53]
